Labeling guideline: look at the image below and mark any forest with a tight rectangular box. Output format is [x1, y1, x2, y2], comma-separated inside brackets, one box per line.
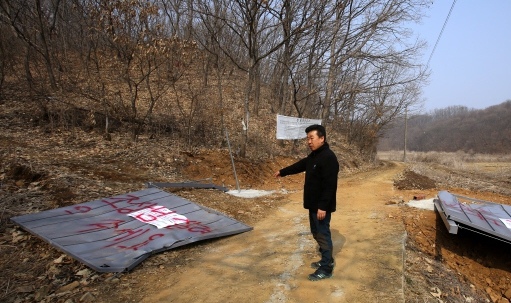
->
[378, 101, 511, 154]
[0, 0, 431, 158]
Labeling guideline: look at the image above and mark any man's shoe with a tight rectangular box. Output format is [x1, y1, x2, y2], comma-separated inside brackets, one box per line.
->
[308, 268, 332, 281]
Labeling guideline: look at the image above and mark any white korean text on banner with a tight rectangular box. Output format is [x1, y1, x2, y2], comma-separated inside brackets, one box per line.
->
[276, 115, 322, 140]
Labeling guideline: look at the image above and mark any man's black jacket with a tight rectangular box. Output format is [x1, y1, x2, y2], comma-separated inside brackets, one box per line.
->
[279, 143, 339, 212]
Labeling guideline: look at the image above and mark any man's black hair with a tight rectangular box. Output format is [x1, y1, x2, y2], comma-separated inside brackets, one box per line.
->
[305, 124, 326, 141]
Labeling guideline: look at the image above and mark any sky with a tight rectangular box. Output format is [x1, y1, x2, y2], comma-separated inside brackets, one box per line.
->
[411, 0, 511, 112]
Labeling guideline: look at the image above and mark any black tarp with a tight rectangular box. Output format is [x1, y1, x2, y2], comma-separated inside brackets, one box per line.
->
[11, 188, 252, 272]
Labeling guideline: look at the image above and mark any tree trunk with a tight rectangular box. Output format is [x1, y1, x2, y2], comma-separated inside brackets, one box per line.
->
[241, 69, 253, 158]
[35, 0, 57, 90]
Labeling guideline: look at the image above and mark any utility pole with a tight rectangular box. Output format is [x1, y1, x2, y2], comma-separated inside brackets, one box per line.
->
[403, 107, 407, 162]
[225, 129, 240, 192]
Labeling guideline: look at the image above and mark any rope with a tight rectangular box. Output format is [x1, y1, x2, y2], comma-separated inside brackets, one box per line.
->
[426, 0, 458, 67]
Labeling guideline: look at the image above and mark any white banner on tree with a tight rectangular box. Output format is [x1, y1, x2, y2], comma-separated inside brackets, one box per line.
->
[276, 115, 322, 140]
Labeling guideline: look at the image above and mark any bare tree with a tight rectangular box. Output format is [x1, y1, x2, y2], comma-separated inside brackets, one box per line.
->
[0, 0, 433, 157]
[173, 76, 206, 148]
[195, 0, 318, 156]
[264, 0, 429, 142]
[160, 0, 195, 39]
[77, 0, 194, 140]
[193, 1, 236, 144]
[0, 0, 65, 117]
[263, 0, 330, 118]
[0, 23, 17, 99]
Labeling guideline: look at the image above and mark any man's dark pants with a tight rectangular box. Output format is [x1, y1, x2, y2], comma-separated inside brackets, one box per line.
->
[308, 210, 334, 273]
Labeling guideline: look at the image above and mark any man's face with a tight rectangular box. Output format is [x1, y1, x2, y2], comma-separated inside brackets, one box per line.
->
[307, 130, 324, 151]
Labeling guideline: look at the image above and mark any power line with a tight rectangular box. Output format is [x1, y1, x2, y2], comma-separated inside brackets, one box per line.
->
[426, 0, 458, 67]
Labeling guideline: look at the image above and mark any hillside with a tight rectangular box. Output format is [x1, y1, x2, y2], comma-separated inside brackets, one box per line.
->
[378, 101, 511, 153]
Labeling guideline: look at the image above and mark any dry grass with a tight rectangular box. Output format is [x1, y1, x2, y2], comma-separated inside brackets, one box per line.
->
[378, 150, 511, 168]
[378, 150, 511, 196]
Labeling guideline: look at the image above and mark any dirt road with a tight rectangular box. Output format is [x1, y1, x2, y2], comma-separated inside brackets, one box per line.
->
[140, 162, 406, 303]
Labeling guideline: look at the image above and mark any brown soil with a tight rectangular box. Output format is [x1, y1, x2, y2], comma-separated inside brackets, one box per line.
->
[2, 105, 511, 302]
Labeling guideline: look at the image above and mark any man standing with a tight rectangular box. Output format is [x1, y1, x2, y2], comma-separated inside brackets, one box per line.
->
[274, 124, 339, 281]
[275, 124, 339, 281]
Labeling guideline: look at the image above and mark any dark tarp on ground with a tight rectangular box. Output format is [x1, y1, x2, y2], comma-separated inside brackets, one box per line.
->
[11, 188, 252, 272]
